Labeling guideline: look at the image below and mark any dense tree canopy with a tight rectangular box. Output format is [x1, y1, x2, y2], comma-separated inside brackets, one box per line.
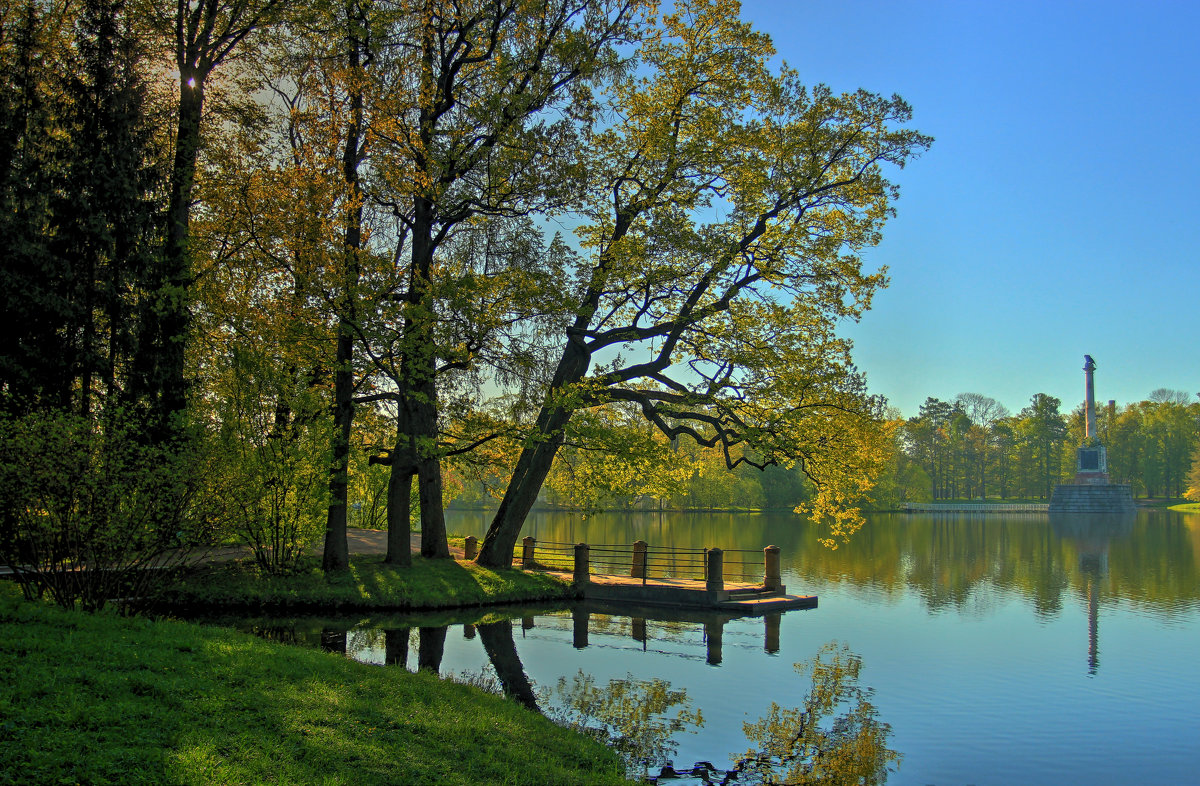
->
[476, 0, 931, 563]
[3, 0, 937, 584]
[881, 390, 1200, 505]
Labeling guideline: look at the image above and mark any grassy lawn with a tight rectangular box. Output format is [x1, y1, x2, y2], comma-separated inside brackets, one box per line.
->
[1168, 502, 1200, 513]
[155, 554, 576, 612]
[0, 583, 627, 785]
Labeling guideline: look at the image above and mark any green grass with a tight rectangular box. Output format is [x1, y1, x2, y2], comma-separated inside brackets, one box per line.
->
[1168, 502, 1200, 513]
[156, 554, 577, 612]
[0, 583, 628, 785]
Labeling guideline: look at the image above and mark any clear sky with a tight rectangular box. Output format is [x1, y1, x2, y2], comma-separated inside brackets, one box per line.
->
[739, 0, 1200, 418]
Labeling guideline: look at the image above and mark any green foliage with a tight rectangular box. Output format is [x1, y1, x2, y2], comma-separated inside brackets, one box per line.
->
[204, 348, 331, 574]
[890, 391, 1200, 505]
[0, 585, 627, 785]
[1186, 441, 1200, 502]
[0, 0, 165, 418]
[478, 0, 930, 564]
[736, 642, 900, 785]
[0, 410, 210, 611]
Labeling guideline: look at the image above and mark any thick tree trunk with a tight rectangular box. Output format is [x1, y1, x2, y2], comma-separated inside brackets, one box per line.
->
[162, 78, 202, 422]
[133, 75, 202, 436]
[321, 9, 366, 572]
[417, 458, 449, 558]
[322, 323, 355, 571]
[398, 196, 450, 558]
[385, 459, 413, 565]
[477, 337, 591, 567]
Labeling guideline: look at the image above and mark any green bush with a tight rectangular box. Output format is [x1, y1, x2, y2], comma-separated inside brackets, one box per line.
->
[204, 347, 330, 574]
[0, 409, 209, 611]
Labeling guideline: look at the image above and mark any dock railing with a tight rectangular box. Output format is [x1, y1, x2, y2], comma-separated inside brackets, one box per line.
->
[489, 536, 781, 592]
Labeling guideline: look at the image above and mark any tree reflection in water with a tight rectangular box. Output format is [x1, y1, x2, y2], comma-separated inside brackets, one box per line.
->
[204, 614, 897, 784]
[732, 642, 899, 786]
[550, 670, 704, 780]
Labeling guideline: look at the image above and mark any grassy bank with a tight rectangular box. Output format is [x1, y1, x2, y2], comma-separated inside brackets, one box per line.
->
[155, 555, 576, 612]
[0, 584, 627, 785]
[1169, 502, 1200, 513]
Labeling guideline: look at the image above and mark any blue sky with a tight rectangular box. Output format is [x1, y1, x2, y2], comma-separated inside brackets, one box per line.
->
[740, 0, 1200, 417]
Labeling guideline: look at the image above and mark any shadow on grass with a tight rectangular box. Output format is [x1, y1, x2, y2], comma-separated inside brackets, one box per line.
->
[156, 555, 576, 612]
[0, 585, 626, 785]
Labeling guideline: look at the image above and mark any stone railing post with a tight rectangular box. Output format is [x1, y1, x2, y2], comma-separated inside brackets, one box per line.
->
[521, 536, 536, 569]
[463, 535, 478, 561]
[764, 544, 782, 592]
[706, 547, 724, 594]
[573, 543, 590, 585]
[631, 540, 648, 579]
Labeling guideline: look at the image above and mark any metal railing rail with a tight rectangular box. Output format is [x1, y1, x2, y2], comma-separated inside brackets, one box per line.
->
[510, 537, 781, 588]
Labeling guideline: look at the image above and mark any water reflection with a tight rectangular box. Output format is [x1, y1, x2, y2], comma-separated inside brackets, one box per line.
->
[447, 510, 1200, 617]
[1050, 514, 1134, 676]
[552, 671, 703, 780]
[478, 621, 539, 711]
[731, 642, 899, 786]
[191, 511, 1200, 785]
[384, 626, 409, 667]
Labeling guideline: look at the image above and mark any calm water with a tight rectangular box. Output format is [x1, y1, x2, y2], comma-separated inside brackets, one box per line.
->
[217, 511, 1200, 784]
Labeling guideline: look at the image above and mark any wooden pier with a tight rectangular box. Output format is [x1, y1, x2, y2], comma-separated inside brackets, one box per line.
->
[463, 537, 818, 615]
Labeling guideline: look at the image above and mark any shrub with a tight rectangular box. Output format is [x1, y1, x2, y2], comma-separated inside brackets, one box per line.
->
[0, 409, 208, 611]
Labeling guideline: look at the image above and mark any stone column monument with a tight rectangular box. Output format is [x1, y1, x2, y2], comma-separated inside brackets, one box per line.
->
[1074, 355, 1108, 484]
[1049, 354, 1135, 514]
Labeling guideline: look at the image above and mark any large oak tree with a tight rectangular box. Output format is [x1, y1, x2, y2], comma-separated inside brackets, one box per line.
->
[477, 0, 931, 565]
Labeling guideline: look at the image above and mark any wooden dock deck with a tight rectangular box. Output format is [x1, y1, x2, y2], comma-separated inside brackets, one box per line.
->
[540, 569, 817, 614]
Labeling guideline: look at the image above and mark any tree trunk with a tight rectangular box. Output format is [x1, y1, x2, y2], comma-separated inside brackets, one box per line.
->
[322, 324, 354, 571]
[417, 458, 449, 558]
[477, 336, 591, 567]
[135, 74, 202, 437]
[385, 459, 413, 565]
[321, 6, 366, 572]
[399, 195, 451, 558]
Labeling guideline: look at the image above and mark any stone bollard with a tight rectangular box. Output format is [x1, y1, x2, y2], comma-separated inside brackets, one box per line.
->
[632, 539, 648, 579]
[573, 543, 590, 586]
[521, 536, 536, 569]
[463, 535, 478, 561]
[764, 544, 782, 592]
[706, 548, 724, 594]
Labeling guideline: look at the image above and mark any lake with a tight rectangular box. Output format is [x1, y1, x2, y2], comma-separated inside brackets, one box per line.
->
[209, 510, 1200, 785]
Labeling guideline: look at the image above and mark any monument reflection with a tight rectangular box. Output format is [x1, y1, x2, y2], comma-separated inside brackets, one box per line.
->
[1049, 513, 1134, 675]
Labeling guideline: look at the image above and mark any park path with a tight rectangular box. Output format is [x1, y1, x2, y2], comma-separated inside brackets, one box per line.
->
[334, 529, 467, 560]
[195, 530, 466, 565]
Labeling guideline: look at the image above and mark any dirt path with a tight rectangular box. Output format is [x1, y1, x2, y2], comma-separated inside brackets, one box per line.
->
[194, 530, 466, 565]
[338, 530, 466, 560]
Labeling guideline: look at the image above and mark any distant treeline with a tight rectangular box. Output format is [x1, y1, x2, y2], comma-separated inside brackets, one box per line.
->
[413, 390, 1198, 515]
[872, 390, 1200, 507]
